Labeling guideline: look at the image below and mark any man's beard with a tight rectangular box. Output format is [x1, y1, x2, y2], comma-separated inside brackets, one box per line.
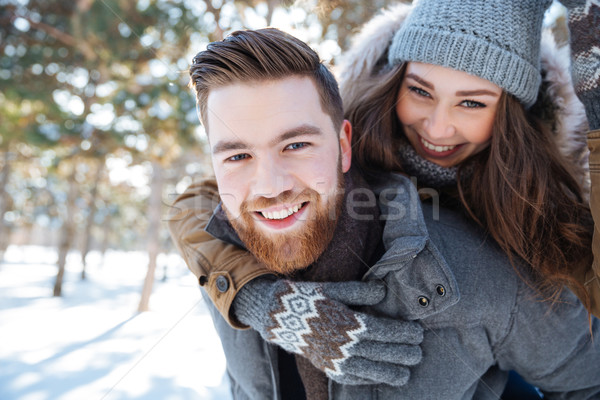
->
[225, 167, 345, 275]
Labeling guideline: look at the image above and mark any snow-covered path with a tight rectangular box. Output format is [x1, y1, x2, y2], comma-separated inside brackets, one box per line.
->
[0, 246, 231, 400]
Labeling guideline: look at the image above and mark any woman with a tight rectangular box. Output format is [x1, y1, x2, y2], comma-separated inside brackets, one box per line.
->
[338, 0, 599, 315]
[168, 0, 600, 392]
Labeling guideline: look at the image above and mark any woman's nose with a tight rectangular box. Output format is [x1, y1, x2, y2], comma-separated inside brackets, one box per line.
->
[423, 107, 455, 139]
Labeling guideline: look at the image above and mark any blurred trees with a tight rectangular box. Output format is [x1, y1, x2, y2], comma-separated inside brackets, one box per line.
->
[0, 0, 398, 307]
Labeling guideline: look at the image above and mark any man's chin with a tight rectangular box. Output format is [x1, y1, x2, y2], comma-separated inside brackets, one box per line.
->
[241, 234, 322, 275]
[262, 257, 312, 276]
[225, 170, 345, 276]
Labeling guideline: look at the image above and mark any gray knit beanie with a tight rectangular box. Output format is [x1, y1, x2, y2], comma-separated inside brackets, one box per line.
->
[388, 0, 553, 107]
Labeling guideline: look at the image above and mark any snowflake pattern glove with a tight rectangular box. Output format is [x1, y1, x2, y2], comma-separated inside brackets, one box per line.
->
[233, 277, 424, 386]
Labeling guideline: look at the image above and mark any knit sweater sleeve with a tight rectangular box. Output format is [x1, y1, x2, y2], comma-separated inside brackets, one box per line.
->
[562, 0, 600, 129]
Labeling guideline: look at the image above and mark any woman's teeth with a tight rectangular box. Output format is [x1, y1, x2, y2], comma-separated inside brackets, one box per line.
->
[421, 138, 457, 152]
[261, 204, 301, 220]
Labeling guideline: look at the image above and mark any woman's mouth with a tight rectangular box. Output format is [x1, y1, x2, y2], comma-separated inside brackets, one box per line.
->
[419, 136, 463, 158]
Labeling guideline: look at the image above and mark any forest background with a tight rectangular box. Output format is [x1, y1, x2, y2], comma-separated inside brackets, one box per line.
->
[0, 1, 569, 399]
[0, 0, 420, 308]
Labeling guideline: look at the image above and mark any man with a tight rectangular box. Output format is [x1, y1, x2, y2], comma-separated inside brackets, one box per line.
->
[170, 28, 600, 399]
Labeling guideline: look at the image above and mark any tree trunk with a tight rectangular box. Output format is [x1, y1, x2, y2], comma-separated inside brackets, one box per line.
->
[54, 166, 78, 297]
[138, 162, 163, 312]
[205, 1, 224, 41]
[80, 160, 104, 279]
[0, 152, 12, 264]
[99, 213, 110, 267]
[266, 0, 277, 25]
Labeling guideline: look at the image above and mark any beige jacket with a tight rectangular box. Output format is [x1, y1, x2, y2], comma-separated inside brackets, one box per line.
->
[587, 129, 600, 315]
[167, 177, 272, 328]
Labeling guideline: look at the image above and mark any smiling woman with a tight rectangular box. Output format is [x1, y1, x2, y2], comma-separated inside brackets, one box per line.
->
[341, 0, 597, 320]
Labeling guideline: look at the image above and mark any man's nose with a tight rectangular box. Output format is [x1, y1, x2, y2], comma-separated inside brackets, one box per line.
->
[423, 106, 456, 140]
[251, 156, 294, 198]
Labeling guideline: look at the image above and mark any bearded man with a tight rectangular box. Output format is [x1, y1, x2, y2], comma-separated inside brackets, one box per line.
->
[170, 28, 600, 400]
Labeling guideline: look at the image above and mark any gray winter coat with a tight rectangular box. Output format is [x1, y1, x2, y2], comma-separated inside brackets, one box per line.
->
[204, 173, 600, 400]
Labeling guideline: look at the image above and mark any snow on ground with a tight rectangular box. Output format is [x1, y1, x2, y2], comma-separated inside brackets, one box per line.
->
[0, 245, 232, 400]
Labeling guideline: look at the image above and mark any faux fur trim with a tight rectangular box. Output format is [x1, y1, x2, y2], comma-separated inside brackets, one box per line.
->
[338, 3, 411, 103]
[337, 4, 590, 179]
[539, 30, 589, 176]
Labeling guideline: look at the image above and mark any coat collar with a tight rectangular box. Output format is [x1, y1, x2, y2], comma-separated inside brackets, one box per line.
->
[365, 171, 461, 320]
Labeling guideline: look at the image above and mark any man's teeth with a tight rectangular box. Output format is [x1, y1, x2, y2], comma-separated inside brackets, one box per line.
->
[421, 138, 457, 152]
[261, 204, 301, 220]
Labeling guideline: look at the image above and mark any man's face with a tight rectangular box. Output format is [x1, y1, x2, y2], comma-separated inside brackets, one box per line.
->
[207, 76, 352, 274]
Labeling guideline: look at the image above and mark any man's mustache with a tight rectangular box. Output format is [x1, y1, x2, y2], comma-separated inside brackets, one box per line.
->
[240, 188, 322, 212]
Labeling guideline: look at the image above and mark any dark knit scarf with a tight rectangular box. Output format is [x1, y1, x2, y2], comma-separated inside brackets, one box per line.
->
[290, 166, 384, 400]
[397, 136, 459, 188]
[397, 136, 475, 190]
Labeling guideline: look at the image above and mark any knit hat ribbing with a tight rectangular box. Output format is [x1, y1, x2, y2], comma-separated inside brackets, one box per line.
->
[388, 0, 553, 107]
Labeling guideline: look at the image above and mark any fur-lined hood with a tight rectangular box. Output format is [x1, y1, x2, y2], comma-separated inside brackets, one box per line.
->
[337, 3, 589, 176]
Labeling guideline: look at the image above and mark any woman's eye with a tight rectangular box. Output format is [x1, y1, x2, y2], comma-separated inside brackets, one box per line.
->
[461, 100, 486, 108]
[227, 153, 250, 162]
[285, 142, 308, 151]
[409, 86, 431, 98]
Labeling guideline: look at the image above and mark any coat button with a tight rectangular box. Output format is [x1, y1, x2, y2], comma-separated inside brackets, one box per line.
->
[436, 285, 446, 296]
[216, 276, 230, 292]
[418, 296, 429, 307]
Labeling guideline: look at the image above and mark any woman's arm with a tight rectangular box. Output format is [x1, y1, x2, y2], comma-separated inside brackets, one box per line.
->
[587, 130, 600, 316]
[167, 177, 425, 386]
[563, 0, 600, 316]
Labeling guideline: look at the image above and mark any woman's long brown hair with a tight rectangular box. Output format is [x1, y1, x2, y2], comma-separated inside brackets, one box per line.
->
[344, 63, 593, 311]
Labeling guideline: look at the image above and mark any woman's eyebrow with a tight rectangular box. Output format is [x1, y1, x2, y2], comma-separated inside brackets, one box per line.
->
[404, 73, 433, 89]
[455, 89, 500, 97]
[406, 73, 500, 97]
[271, 124, 322, 147]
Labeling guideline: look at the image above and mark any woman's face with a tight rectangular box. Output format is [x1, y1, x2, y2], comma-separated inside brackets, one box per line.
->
[396, 62, 502, 168]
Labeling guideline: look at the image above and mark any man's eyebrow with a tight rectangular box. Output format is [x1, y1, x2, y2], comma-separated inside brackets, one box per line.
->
[404, 73, 434, 89]
[211, 125, 322, 154]
[269, 124, 323, 147]
[212, 139, 252, 155]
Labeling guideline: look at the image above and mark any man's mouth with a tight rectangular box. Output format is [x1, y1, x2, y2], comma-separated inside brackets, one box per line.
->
[257, 202, 307, 221]
[259, 203, 304, 220]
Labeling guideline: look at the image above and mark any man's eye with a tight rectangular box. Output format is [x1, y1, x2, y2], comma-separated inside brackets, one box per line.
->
[227, 153, 250, 162]
[409, 86, 431, 98]
[461, 100, 486, 108]
[285, 142, 308, 151]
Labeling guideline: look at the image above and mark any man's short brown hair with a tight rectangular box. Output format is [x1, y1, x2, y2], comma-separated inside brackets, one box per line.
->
[189, 28, 343, 133]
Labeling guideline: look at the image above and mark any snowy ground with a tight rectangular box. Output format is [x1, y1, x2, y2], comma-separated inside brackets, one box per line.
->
[0, 245, 231, 400]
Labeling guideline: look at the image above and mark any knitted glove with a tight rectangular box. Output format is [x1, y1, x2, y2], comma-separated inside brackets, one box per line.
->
[562, 0, 600, 129]
[233, 277, 423, 386]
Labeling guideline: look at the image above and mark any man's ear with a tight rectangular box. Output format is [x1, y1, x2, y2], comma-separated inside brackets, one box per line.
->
[339, 119, 352, 173]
